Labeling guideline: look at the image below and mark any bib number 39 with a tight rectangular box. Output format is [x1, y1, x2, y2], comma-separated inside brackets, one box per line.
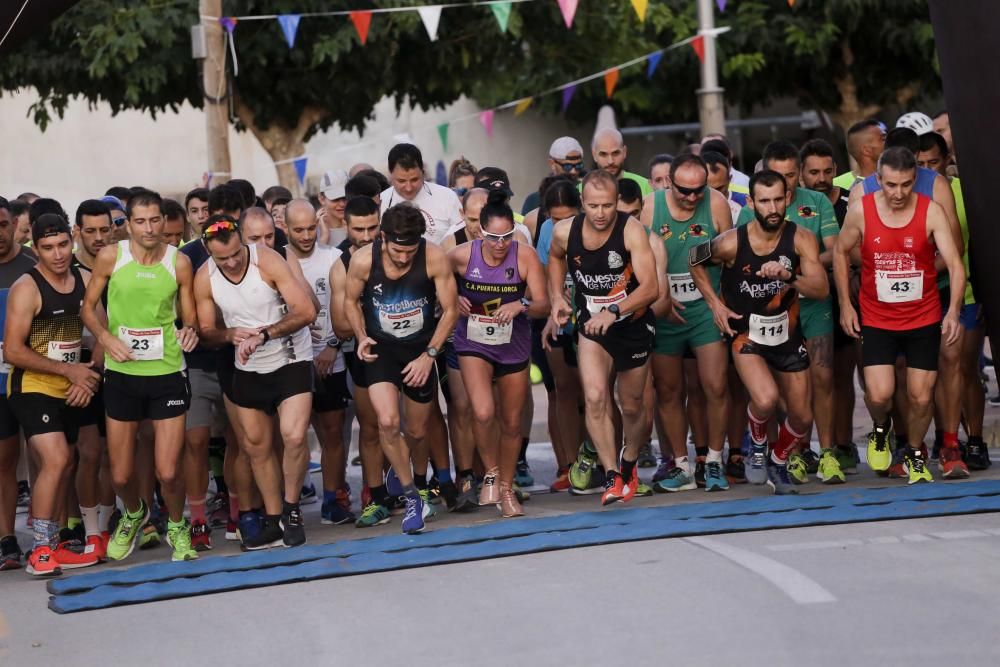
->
[748, 312, 790, 346]
[47, 340, 82, 363]
[118, 326, 165, 361]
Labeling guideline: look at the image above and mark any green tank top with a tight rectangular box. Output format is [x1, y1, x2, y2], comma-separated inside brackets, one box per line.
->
[650, 190, 719, 317]
[105, 241, 184, 377]
[952, 177, 974, 305]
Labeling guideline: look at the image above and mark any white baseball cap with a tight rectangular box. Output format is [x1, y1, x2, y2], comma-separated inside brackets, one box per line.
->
[320, 169, 349, 200]
[549, 137, 584, 159]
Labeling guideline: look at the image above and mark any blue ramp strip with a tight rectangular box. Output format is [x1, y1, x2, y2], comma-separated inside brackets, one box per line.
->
[48, 490, 1000, 614]
[48, 480, 1000, 597]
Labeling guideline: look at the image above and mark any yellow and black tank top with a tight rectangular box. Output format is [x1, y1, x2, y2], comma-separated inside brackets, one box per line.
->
[8, 266, 85, 399]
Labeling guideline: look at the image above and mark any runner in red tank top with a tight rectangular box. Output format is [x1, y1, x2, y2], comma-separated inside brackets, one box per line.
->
[833, 147, 966, 484]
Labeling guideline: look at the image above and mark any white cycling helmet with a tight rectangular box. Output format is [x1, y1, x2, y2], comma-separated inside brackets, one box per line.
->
[895, 111, 934, 135]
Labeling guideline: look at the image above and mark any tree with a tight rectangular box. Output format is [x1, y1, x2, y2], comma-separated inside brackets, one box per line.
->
[0, 0, 939, 189]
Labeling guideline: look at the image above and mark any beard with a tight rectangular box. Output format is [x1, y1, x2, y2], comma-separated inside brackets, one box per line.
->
[754, 208, 785, 232]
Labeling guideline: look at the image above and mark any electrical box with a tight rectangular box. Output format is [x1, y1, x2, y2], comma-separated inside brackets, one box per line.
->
[191, 24, 206, 60]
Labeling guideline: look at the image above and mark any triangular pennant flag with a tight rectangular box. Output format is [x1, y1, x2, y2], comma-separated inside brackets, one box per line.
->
[293, 156, 308, 185]
[277, 14, 300, 48]
[561, 85, 576, 113]
[604, 69, 619, 99]
[556, 0, 578, 29]
[691, 35, 705, 63]
[630, 0, 648, 22]
[514, 98, 533, 116]
[716, 0, 726, 10]
[350, 11, 372, 45]
[490, 2, 512, 33]
[437, 123, 449, 152]
[435, 160, 447, 186]
[479, 110, 495, 138]
[219, 16, 237, 33]
[417, 6, 442, 41]
[646, 52, 663, 78]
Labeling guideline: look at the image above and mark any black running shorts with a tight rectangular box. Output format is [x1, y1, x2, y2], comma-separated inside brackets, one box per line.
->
[861, 324, 941, 371]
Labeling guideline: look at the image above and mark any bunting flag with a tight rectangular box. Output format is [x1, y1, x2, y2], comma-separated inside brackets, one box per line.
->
[479, 109, 495, 138]
[219, 17, 239, 76]
[435, 160, 447, 186]
[437, 122, 449, 152]
[514, 97, 533, 116]
[349, 10, 372, 45]
[277, 14, 300, 48]
[561, 85, 576, 112]
[293, 156, 308, 185]
[604, 69, 619, 98]
[417, 6, 442, 41]
[490, 2, 512, 32]
[646, 51, 662, 78]
[556, 0, 578, 29]
[716, 0, 726, 11]
[630, 0, 648, 22]
[691, 35, 705, 63]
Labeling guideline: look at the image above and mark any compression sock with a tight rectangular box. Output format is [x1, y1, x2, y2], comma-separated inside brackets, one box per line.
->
[747, 407, 769, 445]
[772, 419, 806, 464]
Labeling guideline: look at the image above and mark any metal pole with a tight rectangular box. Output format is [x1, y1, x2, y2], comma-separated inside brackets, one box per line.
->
[200, 0, 231, 187]
[696, 0, 726, 138]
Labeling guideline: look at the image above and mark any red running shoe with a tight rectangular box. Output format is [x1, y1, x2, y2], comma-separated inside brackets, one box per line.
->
[27, 545, 61, 577]
[191, 518, 213, 551]
[601, 472, 626, 506]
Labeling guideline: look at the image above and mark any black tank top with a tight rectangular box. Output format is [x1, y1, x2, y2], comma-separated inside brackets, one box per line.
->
[566, 211, 648, 328]
[720, 223, 800, 335]
[362, 239, 436, 346]
[452, 227, 469, 247]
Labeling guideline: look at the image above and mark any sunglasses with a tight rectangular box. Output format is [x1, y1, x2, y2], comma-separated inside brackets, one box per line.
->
[483, 229, 516, 244]
[112, 216, 127, 227]
[553, 159, 585, 173]
[673, 182, 707, 198]
[453, 187, 469, 197]
[201, 219, 239, 240]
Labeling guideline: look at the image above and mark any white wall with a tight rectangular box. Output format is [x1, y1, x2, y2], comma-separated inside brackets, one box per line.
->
[0, 89, 593, 213]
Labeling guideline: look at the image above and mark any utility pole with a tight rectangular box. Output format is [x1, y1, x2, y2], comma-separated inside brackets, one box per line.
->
[197, 0, 231, 187]
[696, 0, 726, 138]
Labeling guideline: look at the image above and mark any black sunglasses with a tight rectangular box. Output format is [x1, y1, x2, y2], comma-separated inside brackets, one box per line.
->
[673, 182, 707, 198]
[112, 216, 127, 227]
[553, 159, 585, 173]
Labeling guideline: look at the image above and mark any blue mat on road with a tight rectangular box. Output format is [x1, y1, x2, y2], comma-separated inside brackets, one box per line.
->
[47, 480, 1000, 614]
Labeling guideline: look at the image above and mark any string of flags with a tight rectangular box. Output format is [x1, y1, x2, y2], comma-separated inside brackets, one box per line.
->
[271, 26, 730, 184]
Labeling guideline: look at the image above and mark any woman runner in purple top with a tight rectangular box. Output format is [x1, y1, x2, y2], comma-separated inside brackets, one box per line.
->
[448, 192, 549, 517]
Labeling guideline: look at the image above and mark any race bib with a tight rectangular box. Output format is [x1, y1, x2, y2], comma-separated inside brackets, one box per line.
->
[47, 340, 82, 363]
[584, 291, 627, 320]
[876, 270, 923, 303]
[0, 343, 9, 375]
[748, 312, 789, 346]
[467, 314, 513, 346]
[668, 272, 702, 303]
[379, 308, 424, 339]
[118, 326, 165, 361]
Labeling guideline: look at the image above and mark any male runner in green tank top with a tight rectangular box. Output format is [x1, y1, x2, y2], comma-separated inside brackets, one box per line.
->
[81, 190, 201, 563]
[642, 153, 734, 493]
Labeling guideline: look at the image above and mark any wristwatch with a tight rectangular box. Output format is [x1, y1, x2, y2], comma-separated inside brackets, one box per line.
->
[258, 327, 271, 344]
[607, 304, 621, 316]
[785, 270, 798, 284]
[426, 346, 439, 358]
[520, 297, 530, 313]
[326, 338, 343, 350]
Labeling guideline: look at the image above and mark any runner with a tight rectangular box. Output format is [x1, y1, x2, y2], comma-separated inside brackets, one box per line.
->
[318, 170, 349, 247]
[648, 154, 673, 192]
[834, 146, 966, 483]
[344, 203, 459, 534]
[448, 192, 549, 517]
[379, 143, 464, 246]
[591, 128, 653, 196]
[195, 216, 318, 548]
[5, 215, 102, 575]
[81, 189, 201, 562]
[520, 137, 585, 215]
[691, 169, 830, 495]
[162, 199, 187, 247]
[546, 170, 658, 505]
[184, 188, 210, 239]
[833, 119, 887, 191]
[640, 153, 734, 493]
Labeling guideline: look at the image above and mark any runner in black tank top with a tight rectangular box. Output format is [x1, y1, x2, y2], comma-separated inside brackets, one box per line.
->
[691, 170, 831, 495]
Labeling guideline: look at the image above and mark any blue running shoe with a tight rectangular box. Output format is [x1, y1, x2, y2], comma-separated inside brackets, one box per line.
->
[704, 461, 730, 492]
[300, 482, 318, 506]
[745, 438, 768, 485]
[402, 495, 425, 534]
[321, 488, 356, 525]
[385, 467, 404, 496]
[308, 460, 322, 473]
[654, 467, 696, 493]
[652, 455, 675, 484]
[515, 460, 534, 488]
[766, 459, 798, 495]
[238, 511, 262, 551]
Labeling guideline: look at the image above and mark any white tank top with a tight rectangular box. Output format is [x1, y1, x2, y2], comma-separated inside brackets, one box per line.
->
[209, 244, 312, 373]
[292, 244, 345, 372]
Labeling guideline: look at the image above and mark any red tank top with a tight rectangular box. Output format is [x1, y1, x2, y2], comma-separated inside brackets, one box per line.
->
[859, 193, 940, 331]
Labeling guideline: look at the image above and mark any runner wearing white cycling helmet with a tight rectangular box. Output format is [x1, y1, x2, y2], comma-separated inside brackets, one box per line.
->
[896, 112, 934, 136]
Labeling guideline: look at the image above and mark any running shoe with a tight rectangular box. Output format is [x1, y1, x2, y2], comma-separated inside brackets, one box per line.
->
[208, 493, 229, 529]
[989, 394, 1000, 407]
[321, 489, 356, 525]
[243, 515, 284, 550]
[725, 452, 746, 484]
[905, 449, 933, 484]
[418, 489, 437, 521]
[765, 459, 798, 495]
[351, 454, 362, 467]
[15, 480, 29, 514]
[479, 468, 500, 505]
[703, 461, 730, 492]
[0, 535, 23, 571]
[190, 518, 212, 551]
[939, 445, 970, 479]
[965, 437, 992, 471]
[866, 423, 893, 472]
[601, 471, 626, 506]
[549, 466, 571, 492]
[652, 455, 675, 484]
[620, 466, 638, 503]
[238, 511, 262, 547]
[26, 545, 61, 577]
[454, 474, 480, 512]
[835, 443, 860, 474]
[355, 502, 391, 528]
[427, 477, 442, 505]
[281, 504, 307, 547]
[515, 460, 535, 487]
[800, 448, 821, 475]
[107, 501, 149, 562]
[299, 483, 318, 506]
[513, 483, 530, 503]
[745, 439, 768, 485]
[84, 534, 106, 562]
[568, 466, 606, 495]
[308, 460, 322, 473]
[401, 495, 425, 534]
[107, 507, 121, 535]
[139, 520, 161, 550]
[498, 482, 524, 518]
[225, 519, 239, 541]
[694, 455, 707, 488]
[787, 453, 809, 485]
[569, 441, 598, 491]
[654, 467, 696, 493]
[817, 449, 846, 485]
[634, 481, 654, 497]
[165, 521, 199, 562]
[437, 480, 459, 510]
[637, 443, 657, 468]
[887, 447, 908, 479]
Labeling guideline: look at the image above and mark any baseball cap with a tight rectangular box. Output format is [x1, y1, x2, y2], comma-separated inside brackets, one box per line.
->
[320, 170, 349, 200]
[549, 137, 584, 160]
[100, 195, 125, 212]
[474, 167, 514, 198]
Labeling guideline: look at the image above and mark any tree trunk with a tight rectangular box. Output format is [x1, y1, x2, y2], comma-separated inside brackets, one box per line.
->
[830, 41, 882, 133]
[235, 98, 327, 197]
